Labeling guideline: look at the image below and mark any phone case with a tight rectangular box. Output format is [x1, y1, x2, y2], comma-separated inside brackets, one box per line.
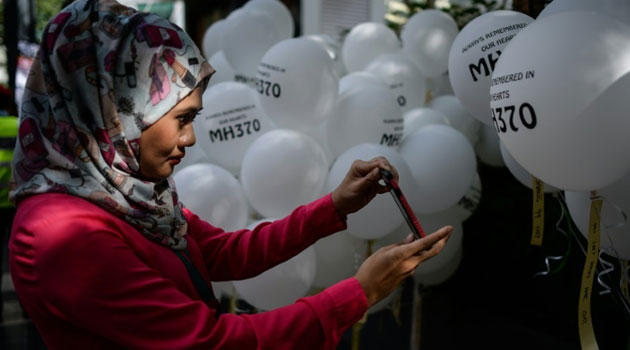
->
[380, 169, 426, 239]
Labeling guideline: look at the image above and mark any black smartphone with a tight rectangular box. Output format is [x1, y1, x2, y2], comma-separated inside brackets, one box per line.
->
[380, 169, 426, 240]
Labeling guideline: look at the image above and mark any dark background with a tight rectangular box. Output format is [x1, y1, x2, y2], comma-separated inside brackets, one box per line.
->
[341, 161, 630, 350]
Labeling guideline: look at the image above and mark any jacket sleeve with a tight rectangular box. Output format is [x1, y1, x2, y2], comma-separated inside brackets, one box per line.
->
[10, 214, 367, 349]
[186, 193, 348, 281]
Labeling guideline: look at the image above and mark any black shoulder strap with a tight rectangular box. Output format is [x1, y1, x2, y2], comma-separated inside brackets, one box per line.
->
[174, 248, 219, 308]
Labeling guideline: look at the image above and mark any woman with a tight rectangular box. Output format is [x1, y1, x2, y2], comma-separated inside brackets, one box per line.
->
[9, 0, 451, 348]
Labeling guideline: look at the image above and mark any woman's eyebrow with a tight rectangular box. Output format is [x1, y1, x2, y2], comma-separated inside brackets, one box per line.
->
[178, 106, 203, 114]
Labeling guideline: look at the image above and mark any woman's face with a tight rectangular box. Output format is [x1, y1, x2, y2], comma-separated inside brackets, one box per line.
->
[139, 87, 202, 180]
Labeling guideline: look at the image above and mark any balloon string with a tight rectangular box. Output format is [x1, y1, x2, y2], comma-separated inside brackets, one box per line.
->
[533, 194, 571, 277]
[596, 250, 614, 296]
[559, 191, 588, 258]
[550, 193, 574, 274]
[533, 255, 564, 278]
[559, 192, 630, 317]
[599, 194, 628, 231]
[588, 193, 629, 301]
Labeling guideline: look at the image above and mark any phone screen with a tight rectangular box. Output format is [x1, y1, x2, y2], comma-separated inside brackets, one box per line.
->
[380, 169, 426, 239]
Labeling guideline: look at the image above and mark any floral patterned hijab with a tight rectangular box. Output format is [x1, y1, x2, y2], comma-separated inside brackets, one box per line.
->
[9, 0, 214, 250]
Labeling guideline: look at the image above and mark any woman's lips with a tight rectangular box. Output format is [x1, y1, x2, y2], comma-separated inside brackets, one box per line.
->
[169, 156, 183, 165]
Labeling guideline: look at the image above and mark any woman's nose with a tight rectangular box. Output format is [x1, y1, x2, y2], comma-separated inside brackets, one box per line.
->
[179, 123, 196, 147]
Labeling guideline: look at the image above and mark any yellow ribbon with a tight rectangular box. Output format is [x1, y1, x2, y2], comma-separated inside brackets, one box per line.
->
[425, 90, 433, 105]
[229, 286, 237, 314]
[530, 176, 544, 246]
[351, 312, 368, 350]
[578, 193, 601, 350]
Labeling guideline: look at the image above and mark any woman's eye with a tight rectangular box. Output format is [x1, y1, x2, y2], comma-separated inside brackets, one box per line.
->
[177, 112, 199, 126]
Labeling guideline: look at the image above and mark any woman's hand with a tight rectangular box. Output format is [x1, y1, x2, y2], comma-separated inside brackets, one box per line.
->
[354, 226, 452, 307]
[331, 157, 399, 217]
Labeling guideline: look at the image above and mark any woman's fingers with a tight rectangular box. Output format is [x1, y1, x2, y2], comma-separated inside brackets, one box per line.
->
[400, 233, 415, 245]
[396, 237, 449, 276]
[399, 226, 452, 258]
[399, 227, 452, 272]
[354, 226, 452, 307]
[410, 236, 449, 264]
[352, 157, 397, 179]
[353, 158, 386, 176]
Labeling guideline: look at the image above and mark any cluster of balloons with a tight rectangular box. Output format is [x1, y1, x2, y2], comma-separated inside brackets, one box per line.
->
[446, 0, 630, 266]
[203, 0, 294, 79]
[173, 0, 488, 311]
[169, 0, 625, 311]
[447, 0, 630, 193]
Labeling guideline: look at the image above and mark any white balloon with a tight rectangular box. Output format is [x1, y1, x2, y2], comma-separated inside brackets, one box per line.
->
[447, 172, 482, 222]
[211, 281, 234, 299]
[538, 0, 630, 23]
[475, 123, 505, 167]
[234, 245, 316, 310]
[448, 11, 534, 125]
[565, 172, 630, 260]
[301, 121, 335, 169]
[429, 95, 480, 145]
[375, 223, 410, 246]
[173, 164, 249, 231]
[500, 143, 559, 193]
[245, 0, 294, 39]
[326, 79, 403, 158]
[198, 82, 275, 175]
[207, 51, 236, 87]
[312, 231, 366, 288]
[401, 10, 459, 77]
[342, 22, 401, 73]
[304, 34, 346, 77]
[240, 129, 329, 218]
[398, 175, 479, 228]
[202, 20, 226, 59]
[222, 8, 281, 77]
[490, 12, 630, 191]
[400, 125, 477, 214]
[403, 107, 450, 139]
[257, 38, 339, 131]
[366, 53, 427, 113]
[326, 143, 418, 240]
[338, 71, 384, 94]
[415, 240, 463, 287]
[425, 73, 454, 99]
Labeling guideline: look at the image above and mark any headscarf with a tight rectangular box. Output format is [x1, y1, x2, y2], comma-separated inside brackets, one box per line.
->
[9, 0, 214, 250]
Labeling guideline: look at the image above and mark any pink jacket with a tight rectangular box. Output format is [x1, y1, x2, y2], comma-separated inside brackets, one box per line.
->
[10, 193, 367, 349]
